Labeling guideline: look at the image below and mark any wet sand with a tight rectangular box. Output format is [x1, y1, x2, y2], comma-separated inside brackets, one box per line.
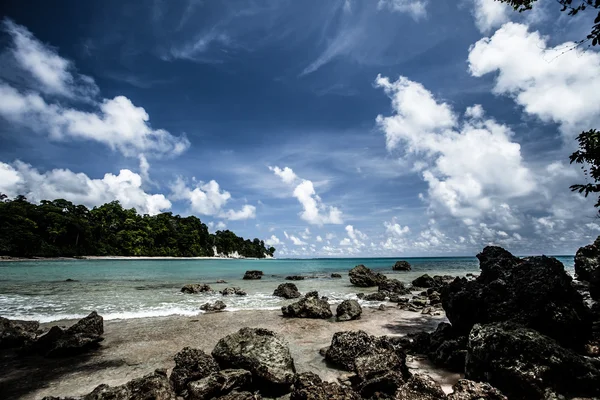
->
[0, 307, 461, 400]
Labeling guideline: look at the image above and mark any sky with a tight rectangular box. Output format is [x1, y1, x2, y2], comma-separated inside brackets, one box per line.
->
[0, 0, 599, 257]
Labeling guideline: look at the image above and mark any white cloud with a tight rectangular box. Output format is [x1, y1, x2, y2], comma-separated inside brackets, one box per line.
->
[268, 166, 298, 185]
[289, 235, 307, 246]
[0, 161, 171, 215]
[300, 227, 311, 239]
[471, 0, 511, 33]
[316, 235, 323, 242]
[265, 235, 282, 246]
[384, 219, 410, 236]
[339, 225, 368, 248]
[377, 0, 428, 20]
[325, 233, 336, 240]
[219, 204, 257, 220]
[216, 221, 227, 230]
[468, 22, 600, 138]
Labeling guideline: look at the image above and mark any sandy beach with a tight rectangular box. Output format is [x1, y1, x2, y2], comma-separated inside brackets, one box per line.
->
[0, 307, 459, 400]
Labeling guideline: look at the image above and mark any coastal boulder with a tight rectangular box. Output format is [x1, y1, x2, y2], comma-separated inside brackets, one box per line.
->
[170, 347, 220, 395]
[405, 322, 467, 372]
[285, 275, 305, 281]
[291, 372, 360, 400]
[348, 265, 386, 287]
[212, 328, 296, 395]
[187, 369, 252, 400]
[182, 284, 212, 294]
[465, 322, 600, 400]
[281, 292, 332, 319]
[574, 236, 600, 300]
[364, 292, 386, 301]
[394, 374, 447, 400]
[33, 311, 104, 357]
[273, 283, 301, 299]
[83, 369, 176, 400]
[214, 392, 261, 400]
[442, 247, 592, 349]
[393, 261, 411, 271]
[221, 287, 247, 296]
[242, 271, 263, 280]
[0, 317, 39, 349]
[200, 300, 227, 313]
[447, 380, 507, 400]
[331, 273, 342, 278]
[412, 274, 454, 290]
[336, 300, 362, 321]
[378, 278, 411, 295]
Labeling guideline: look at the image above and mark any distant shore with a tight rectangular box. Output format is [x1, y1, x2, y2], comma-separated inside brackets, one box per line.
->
[0, 255, 272, 262]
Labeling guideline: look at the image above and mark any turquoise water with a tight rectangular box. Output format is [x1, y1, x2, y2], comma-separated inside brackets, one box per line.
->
[0, 256, 574, 322]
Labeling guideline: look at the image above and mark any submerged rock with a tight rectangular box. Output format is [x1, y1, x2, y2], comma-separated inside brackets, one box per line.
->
[33, 311, 104, 357]
[200, 300, 227, 313]
[220, 287, 247, 296]
[273, 283, 301, 299]
[182, 284, 212, 294]
[336, 300, 362, 321]
[281, 292, 333, 319]
[242, 271, 263, 280]
[0, 317, 39, 349]
[348, 265, 387, 287]
[170, 347, 220, 395]
[393, 260, 411, 271]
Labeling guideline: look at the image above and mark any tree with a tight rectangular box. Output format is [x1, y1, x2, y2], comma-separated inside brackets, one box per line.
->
[569, 129, 600, 209]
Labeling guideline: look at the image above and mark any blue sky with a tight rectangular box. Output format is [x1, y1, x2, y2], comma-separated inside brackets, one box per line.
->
[1, 0, 599, 257]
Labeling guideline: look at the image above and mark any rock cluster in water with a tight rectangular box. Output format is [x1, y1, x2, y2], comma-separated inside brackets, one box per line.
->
[392, 260, 411, 271]
[273, 283, 301, 299]
[242, 270, 263, 280]
[281, 291, 333, 319]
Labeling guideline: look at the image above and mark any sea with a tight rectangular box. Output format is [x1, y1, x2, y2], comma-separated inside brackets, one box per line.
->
[0, 256, 575, 323]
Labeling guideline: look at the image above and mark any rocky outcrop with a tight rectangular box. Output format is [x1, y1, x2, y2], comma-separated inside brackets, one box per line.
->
[182, 284, 212, 294]
[331, 273, 342, 278]
[574, 236, 600, 300]
[285, 275, 305, 281]
[170, 347, 220, 395]
[393, 260, 411, 271]
[291, 372, 360, 400]
[465, 322, 600, 400]
[242, 271, 263, 280]
[348, 265, 387, 287]
[442, 247, 592, 349]
[79, 369, 176, 400]
[33, 311, 104, 357]
[200, 300, 227, 312]
[214, 392, 261, 400]
[363, 292, 386, 301]
[281, 292, 332, 319]
[412, 274, 454, 290]
[273, 283, 301, 299]
[394, 374, 447, 400]
[220, 287, 247, 296]
[336, 300, 362, 321]
[378, 278, 411, 295]
[407, 322, 467, 372]
[0, 317, 39, 349]
[447, 379, 507, 400]
[212, 328, 296, 395]
[188, 369, 253, 400]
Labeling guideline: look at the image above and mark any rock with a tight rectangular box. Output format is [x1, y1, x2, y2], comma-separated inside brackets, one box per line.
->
[428, 291, 441, 305]
[285, 275, 305, 281]
[447, 379, 507, 400]
[281, 292, 333, 319]
[212, 328, 296, 395]
[33, 311, 104, 357]
[411, 297, 428, 308]
[242, 270, 263, 280]
[221, 287, 247, 296]
[83, 369, 176, 400]
[393, 260, 411, 271]
[200, 300, 227, 312]
[405, 322, 467, 372]
[442, 247, 592, 349]
[356, 293, 365, 299]
[273, 283, 301, 299]
[331, 273, 342, 278]
[170, 347, 220, 395]
[348, 265, 387, 287]
[353, 348, 404, 382]
[378, 304, 386, 311]
[394, 374, 447, 400]
[378, 278, 411, 295]
[466, 322, 600, 400]
[364, 292, 387, 301]
[336, 300, 362, 321]
[216, 280, 227, 283]
[0, 317, 39, 349]
[357, 371, 405, 398]
[291, 372, 360, 400]
[412, 274, 454, 290]
[182, 284, 212, 294]
[188, 369, 252, 400]
[412, 274, 435, 288]
[574, 236, 600, 300]
[214, 392, 261, 400]
[64, 278, 77, 282]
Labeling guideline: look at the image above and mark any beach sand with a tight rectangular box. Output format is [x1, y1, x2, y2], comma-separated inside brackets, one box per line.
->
[0, 307, 461, 400]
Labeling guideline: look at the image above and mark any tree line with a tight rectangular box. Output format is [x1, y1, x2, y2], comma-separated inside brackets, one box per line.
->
[0, 195, 275, 258]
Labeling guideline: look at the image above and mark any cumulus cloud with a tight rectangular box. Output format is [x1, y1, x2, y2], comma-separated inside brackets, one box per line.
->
[268, 166, 297, 184]
[384, 219, 410, 236]
[471, 0, 511, 33]
[340, 225, 368, 248]
[377, 0, 428, 20]
[0, 160, 171, 215]
[265, 235, 282, 246]
[289, 235, 307, 246]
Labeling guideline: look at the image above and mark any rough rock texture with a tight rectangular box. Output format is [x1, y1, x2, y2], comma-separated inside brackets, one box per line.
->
[211, 328, 296, 395]
[465, 322, 600, 400]
[357, 371, 405, 398]
[348, 265, 387, 287]
[442, 246, 592, 349]
[214, 392, 261, 400]
[394, 374, 447, 400]
[336, 300, 362, 321]
[407, 322, 467, 372]
[290, 372, 360, 400]
[574, 236, 600, 300]
[0, 317, 39, 348]
[273, 283, 301, 299]
[447, 379, 507, 400]
[82, 369, 176, 400]
[200, 300, 227, 313]
[285, 275, 305, 281]
[331, 273, 342, 278]
[187, 369, 252, 400]
[412, 274, 454, 290]
[281, 292, 333, 319]
[378, 278, 411, 295]
[169, 347, 220, 395]
[393, 260, 411, 271]
[33, 311, 104, 357]
[221, 287, 247, 296]
[242, 271, 263, 280]
[363, 292, 387, 301]
[182, 284, 212, 294]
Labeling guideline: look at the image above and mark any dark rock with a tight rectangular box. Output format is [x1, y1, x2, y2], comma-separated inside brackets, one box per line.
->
[378, 304, 386, 311]
[447, 379, 507, 400]
[273, 283, 301, 299]
[428, 291, 441, 305]
[214, 392, 261, 400]
[353, 348, 404, 382]
[574, 236, 600, 300]
[170, 347, 220, 395]
[331, 273, 342, 278]
[281, 292, 332, 319]
[83, 369, 176, 400]
[466, 322, 600, 400]
[216, 280, 227, 284]
[0, 317, 39, 349]
[336, 300, 362, 322]
[242, 271, 263, 280]
[405, 322, 467, 372]
[182, 284, 212, 294]
[394, 374, 447, 400]
[188, 369, 252, 400]
[412, 274, 435, 288]
[357, 371, 405, 398]
[291, 372, 360, 400]
[285, 275, 305, 281]
[412, 274, 454, 290]
[33, 311, 104, 357]
[212, 328, 296, 395]
[220, 287, 246, 296]
[378, 278, 411, 295]
[393, 260, 411, 271]
[442, 247, 592, 349]
[348, 265, 387, 287]
[364, 292, 387, 301]
[356, 293, 365, 299]
[200, 300, 227, 312]
[64, 279, 77, 282]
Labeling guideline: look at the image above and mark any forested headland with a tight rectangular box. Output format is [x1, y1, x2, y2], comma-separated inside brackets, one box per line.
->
[0, 195, 275, 258]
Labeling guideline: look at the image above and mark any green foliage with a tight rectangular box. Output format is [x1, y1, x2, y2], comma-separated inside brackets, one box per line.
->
[0, 196, 275, 258]
[569, 129, 600, 207]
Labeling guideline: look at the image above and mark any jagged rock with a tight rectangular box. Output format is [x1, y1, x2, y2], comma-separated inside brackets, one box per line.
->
[574, 236, 600, 300]
[348, 265, 387, 287]
[0, 317, 39, 349]
[356, 293, 365, 299]
[465, 322, 600, 400]
[188, 369, 252, 400]
[428, 291, 441, 305]
[216, 280, 227, 283]
[200, 300, 227, 313]
[336, 300, 362, 321]
[394, 374, 447, 400]
[82, 369, 176, 400]
[214, 392, 261, 400]
[378, 304, 387, 311]
[357, 371, 405, 398]
[393, 260, 411, 271]
[285, 275, 305, 281]
[406, 322, 467, 372]
[281, 292, 332, 319]
[412, 274, 454, 290]
[412, 274, 435, 288]
[212, 328, 296, 395]
[331, 273, 342, 278]
[364, 292, 387, 301]
[447, 379, 507, 400]
[242, 271, 263, 280]
[182, 284, 212, 294]
[273, 283, 301, 299]
[442, 247, 592, 349]
[170, 347, 220, 395]
[378, 278, 411, 295]
[291, 372, 360, 400]
[33, 311, 103, 357]
[221, 287, 247, 296]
